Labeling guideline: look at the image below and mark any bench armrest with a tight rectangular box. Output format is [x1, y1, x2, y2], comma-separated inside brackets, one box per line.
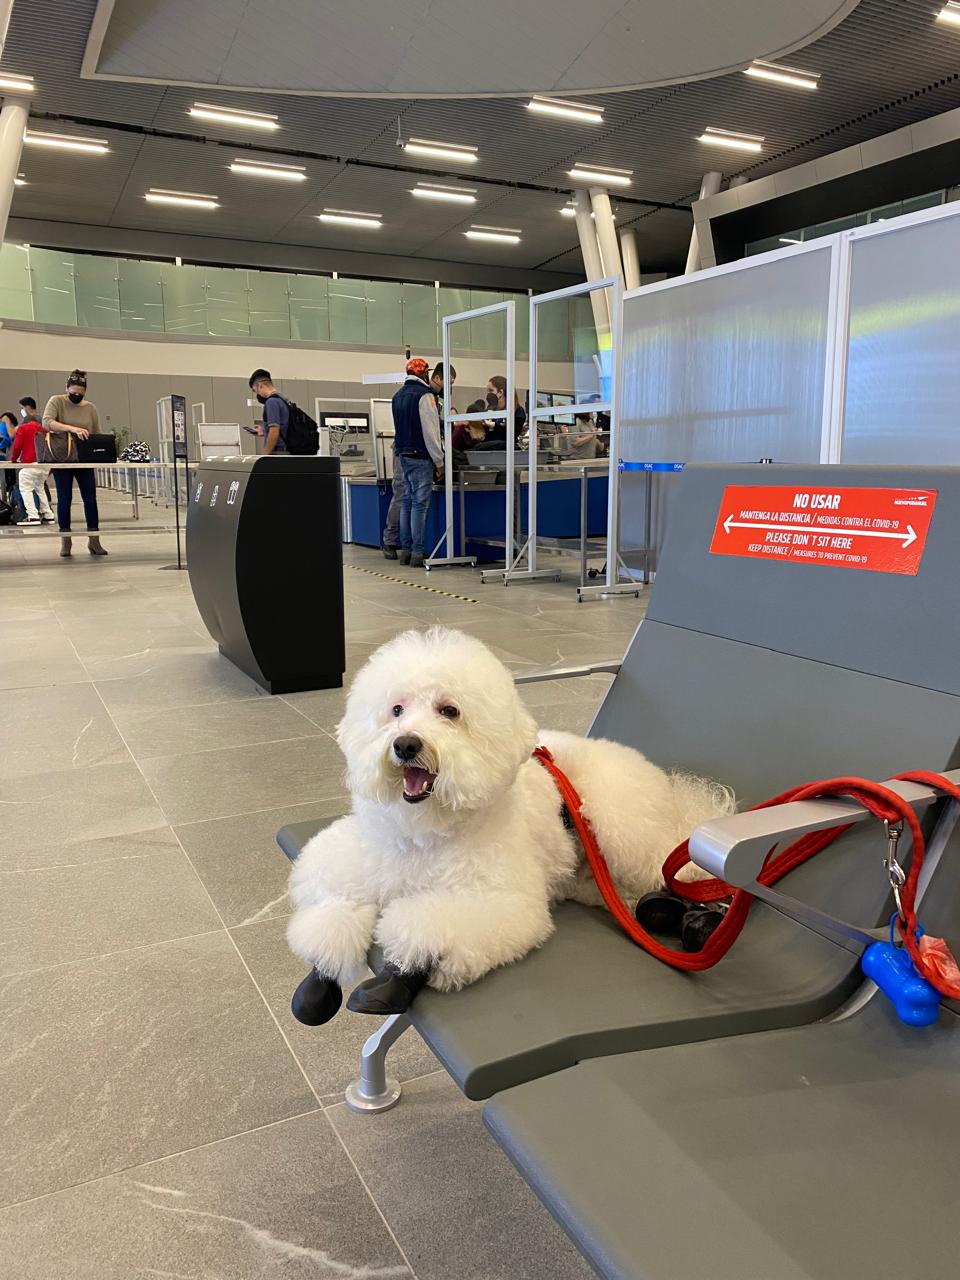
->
[690, 770, 960, 889]
[512, 661, 621, 686]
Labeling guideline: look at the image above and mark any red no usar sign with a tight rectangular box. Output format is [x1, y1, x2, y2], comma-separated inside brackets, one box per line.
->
[709, 485, 937, 576]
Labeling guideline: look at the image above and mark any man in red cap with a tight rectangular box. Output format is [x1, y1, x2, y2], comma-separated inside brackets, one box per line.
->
[389, 356, 444, 567]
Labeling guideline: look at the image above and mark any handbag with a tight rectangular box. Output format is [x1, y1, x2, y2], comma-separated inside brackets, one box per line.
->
[35, 430, 78, 465]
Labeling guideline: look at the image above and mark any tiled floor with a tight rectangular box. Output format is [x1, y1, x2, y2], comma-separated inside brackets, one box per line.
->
[0, 498, 645, 1278]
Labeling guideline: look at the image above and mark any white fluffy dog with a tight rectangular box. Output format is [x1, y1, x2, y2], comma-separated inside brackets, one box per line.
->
[287, 627, 732, 1012]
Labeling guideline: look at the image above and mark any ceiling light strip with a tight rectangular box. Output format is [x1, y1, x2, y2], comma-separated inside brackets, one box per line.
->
[412, 182, 477, 204]
[527, 95, 603, 124]
[403, 137, 479, 163]
[0, 72, 34, 92]
[745, 59, 819, 91]
[698, 126, 764, 153]
[935, 3, 960, 27]
[145, 188, 219, 209]
[23, 130, 109, 154]
[318, 208, 382, 228]
[465, 224, 521, 244]
[229, 159, 306, 181]
[190, 102, 279, 130]
[567, 164, 632, 187]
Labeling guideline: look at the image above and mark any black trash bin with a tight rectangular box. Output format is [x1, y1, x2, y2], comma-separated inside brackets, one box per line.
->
[187, 455, 344, 694]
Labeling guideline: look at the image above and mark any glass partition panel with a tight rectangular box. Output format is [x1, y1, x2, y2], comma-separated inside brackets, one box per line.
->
[248, 269, 291, 341]
[514, 291, 530, 354]
[74, 254, 121, 329]
[439, 287, 471, 352]
[842, 211, 960, 464]
[619, 245, 833, 573]
[329, 277, 366, 345]
[0, 243, 34, 321]
[289, 273, 329, 342]
[161, 263, 207, 335]
[118, 258, 165, 332]
[205, 266, 250, 338]
[468, 290, 505, 350]
[536, 293, 571, 361]
[401, 282, 438, 351]
[30, 247, 77, 325]
[364, 278, 402, 348]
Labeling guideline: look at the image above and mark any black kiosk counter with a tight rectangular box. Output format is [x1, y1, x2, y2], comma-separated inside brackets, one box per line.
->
[187, 455, 344, 694]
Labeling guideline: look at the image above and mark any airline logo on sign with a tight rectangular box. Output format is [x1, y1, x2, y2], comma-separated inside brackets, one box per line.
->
[710, 485, 937, 576]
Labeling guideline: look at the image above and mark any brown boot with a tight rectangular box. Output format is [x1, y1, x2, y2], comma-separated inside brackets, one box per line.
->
[88, 535, 108, 557]
[59, 536, 72, 558]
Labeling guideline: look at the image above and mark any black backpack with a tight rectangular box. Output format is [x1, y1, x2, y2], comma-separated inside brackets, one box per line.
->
[281, 398, 319, 455]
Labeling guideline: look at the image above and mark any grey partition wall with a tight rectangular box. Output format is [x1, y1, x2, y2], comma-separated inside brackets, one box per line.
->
[840, 207, 960, 465]
[618, 243, 834, 573]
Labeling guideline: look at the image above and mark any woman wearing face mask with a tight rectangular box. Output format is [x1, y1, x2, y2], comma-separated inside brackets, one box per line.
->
[41, 370, 107, 557]
[483, 375, 526, 447]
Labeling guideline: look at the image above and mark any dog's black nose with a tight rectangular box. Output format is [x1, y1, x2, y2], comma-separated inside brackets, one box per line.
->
[393, 734, 422, 762]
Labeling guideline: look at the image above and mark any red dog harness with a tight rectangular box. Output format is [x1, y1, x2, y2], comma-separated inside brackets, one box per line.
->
[533, 747, 960, 1000]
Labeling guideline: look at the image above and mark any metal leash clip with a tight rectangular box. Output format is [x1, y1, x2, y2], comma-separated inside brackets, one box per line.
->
[883, 819, 906, 922]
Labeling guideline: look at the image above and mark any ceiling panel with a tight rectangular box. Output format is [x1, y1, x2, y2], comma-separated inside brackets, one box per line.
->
[2, 0, 960, 276]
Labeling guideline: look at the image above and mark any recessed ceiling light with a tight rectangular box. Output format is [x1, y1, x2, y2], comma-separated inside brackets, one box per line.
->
[14, 174, 27, 187]
[745, 59, 819, 91]
[560, 203, 577, 217]
[936, 2, 960, 26]
[779, 236, 802, 244]
[23, 130, 109, 155]
[145, 188, 219, 210]
[567, 164, 632, 187]
[698, 126, 764, 153]
[0, 72, 35, 93]
[527, 95, 603, 124]
[464, 225, 521, 244]
[317, 208, 382, 228]
[190, 102, 279, 131]
[411, 182, 477, 204]
[402, 137, 478, 163]
[229, 158, 306, 181]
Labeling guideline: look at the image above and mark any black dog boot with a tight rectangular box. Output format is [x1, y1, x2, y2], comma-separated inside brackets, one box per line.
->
[635, 891, 688, 936]
[681, 905, 728, 953]
[347, 962, 430, 1015]
[291, 969, 343, 1026]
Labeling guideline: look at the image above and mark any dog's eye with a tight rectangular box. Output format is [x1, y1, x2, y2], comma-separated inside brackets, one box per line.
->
[438, 704, 460, 720]
[391, 704, 404, 718]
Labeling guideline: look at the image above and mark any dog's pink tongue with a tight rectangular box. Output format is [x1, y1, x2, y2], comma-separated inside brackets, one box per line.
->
[403, 767, 436, 796]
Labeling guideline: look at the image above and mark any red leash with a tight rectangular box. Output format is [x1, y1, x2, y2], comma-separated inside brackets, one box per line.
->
[533, 748, 960, 994]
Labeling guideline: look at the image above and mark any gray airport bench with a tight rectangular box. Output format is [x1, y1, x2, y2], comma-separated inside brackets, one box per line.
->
[278, 463, 960, 1108]
[484, 775, 960, 1280]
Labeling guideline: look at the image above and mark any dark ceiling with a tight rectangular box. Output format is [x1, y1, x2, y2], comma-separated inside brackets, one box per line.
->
[2, 0, 960, 280]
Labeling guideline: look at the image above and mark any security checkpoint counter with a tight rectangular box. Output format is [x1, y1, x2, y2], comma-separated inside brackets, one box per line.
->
[342, 461, 608, 567]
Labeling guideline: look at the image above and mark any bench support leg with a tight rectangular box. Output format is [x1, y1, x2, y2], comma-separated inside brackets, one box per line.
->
[345, 1013, 410, 1114]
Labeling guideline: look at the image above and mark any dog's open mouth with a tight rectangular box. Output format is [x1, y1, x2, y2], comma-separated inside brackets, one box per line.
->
[402, 766, 437, 804]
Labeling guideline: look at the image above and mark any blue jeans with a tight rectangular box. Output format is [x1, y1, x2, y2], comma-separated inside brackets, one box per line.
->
[398, 456, 435, 557]
[382, 450, 404, 548]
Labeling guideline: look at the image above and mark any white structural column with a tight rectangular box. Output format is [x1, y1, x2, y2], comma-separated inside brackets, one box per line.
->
[573, 188, 610, 338]
[684, 170, 723, 274]
[0, 0, 14, 59]
[589, 186, 623, 282]
[0, 97, 28, 245]
[619, 227, 641, 290]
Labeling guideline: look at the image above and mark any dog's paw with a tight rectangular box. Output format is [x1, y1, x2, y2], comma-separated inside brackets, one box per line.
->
[286, 900, 377, 980]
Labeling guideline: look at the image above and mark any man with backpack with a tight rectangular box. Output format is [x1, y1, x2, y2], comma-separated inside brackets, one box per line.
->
[247, 369, 318, 456]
